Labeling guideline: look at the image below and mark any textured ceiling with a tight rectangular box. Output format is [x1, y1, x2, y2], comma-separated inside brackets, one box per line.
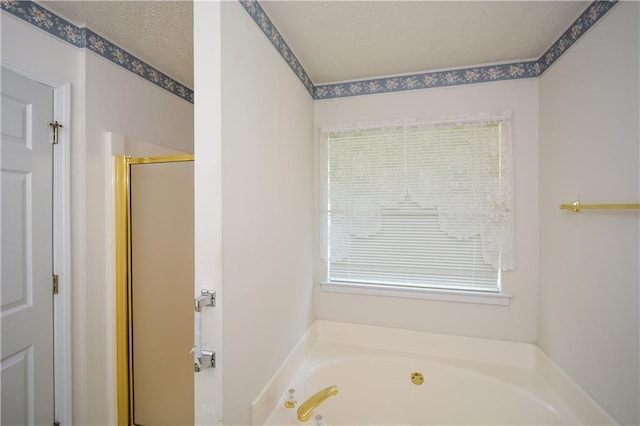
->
[261, 1, 590, 83]
[38, 0, 589, 88]
[40, 0, 193, 87]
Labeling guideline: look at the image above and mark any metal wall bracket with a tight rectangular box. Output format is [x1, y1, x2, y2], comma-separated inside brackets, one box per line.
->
[194, 350, 215, 372]
[195, 290, 215, 312]
[194, 289, 216, 372]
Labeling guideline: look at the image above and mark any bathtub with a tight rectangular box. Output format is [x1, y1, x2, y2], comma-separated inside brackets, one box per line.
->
[252, 321, 615, 425]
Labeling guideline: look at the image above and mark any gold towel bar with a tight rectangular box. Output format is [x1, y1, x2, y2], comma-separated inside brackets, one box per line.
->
[559, 200, 640, 213]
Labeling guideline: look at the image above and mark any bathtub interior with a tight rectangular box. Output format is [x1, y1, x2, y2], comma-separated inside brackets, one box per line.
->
[266, 341, 579, 425]
[253, 321, 615, 426]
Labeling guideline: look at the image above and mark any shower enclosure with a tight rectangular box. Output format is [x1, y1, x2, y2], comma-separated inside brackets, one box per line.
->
[115, 155, 194, 425]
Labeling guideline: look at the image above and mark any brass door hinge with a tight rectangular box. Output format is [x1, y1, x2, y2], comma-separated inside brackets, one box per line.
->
[49, 121, 63, 144]
[52, 274, 59, 295]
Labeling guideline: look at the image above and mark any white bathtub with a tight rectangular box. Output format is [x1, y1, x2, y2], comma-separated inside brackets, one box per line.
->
[252, 321, 615, 425]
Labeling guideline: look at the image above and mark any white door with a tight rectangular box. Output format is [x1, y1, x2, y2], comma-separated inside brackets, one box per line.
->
[1, 67, 55, 425]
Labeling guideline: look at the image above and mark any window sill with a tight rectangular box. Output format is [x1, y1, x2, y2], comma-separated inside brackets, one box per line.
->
[319, 281, 511, 306]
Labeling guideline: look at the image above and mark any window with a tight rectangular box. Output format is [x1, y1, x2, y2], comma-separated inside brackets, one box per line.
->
[320, 115, 513, 297]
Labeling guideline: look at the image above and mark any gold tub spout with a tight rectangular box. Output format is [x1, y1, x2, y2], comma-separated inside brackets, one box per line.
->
[297, 385, 339, 422]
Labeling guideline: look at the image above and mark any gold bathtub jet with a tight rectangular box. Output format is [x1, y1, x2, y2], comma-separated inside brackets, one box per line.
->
[297, 385, 339, 422]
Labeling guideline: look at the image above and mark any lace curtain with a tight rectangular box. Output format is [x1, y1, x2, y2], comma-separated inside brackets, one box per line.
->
[321, 116, 514, 271]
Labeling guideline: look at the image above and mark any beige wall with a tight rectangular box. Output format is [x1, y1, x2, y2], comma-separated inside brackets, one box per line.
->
[538, 3, 639, 425]
[1, 12, 194, 425]
[314, 80, 540, 342]
[220, 2, 315, 423]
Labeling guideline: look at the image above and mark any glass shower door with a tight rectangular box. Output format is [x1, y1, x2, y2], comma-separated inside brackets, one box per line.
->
[116, 155, 194, 425]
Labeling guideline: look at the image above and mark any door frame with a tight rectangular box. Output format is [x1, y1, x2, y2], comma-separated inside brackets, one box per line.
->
[1, 60, 72, 425]
[114, 154, 195, 426]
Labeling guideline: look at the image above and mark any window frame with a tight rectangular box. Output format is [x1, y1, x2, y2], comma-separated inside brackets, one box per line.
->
[318, 115, 513, 306]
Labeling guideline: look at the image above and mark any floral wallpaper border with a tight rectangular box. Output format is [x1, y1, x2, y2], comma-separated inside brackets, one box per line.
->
[1, 0, 194, 103]
[536, 0, 617, 75]
[238, 0, 315, 97]
[2, 0, 618, 102]
[313, 61, 541, 99]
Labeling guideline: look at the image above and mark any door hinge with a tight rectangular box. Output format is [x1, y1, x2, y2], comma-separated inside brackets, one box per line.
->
[49, 121, 63, 144]
[52, 274, 59, 295]
[54, 421, 60, 426]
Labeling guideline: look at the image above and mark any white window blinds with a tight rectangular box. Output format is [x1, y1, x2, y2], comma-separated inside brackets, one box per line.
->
[321, 116, 514, 292]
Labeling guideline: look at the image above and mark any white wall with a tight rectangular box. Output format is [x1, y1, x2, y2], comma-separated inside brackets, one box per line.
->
[538, 3, 639, 425]
[314, 80, 540, 342]
[2, 12, 194, 425]
[86, 50, 193, 426]
[194, 2, 223, 424]
[220, 2, 315, 424]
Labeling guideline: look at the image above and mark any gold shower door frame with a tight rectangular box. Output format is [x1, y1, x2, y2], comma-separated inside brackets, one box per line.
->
[115, 154, 194, 426]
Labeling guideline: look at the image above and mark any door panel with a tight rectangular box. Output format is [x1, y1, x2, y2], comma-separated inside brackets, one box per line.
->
[1, 347, 33, 425]
[1, 170, 31, 311]
[1, 67, 54, 426]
